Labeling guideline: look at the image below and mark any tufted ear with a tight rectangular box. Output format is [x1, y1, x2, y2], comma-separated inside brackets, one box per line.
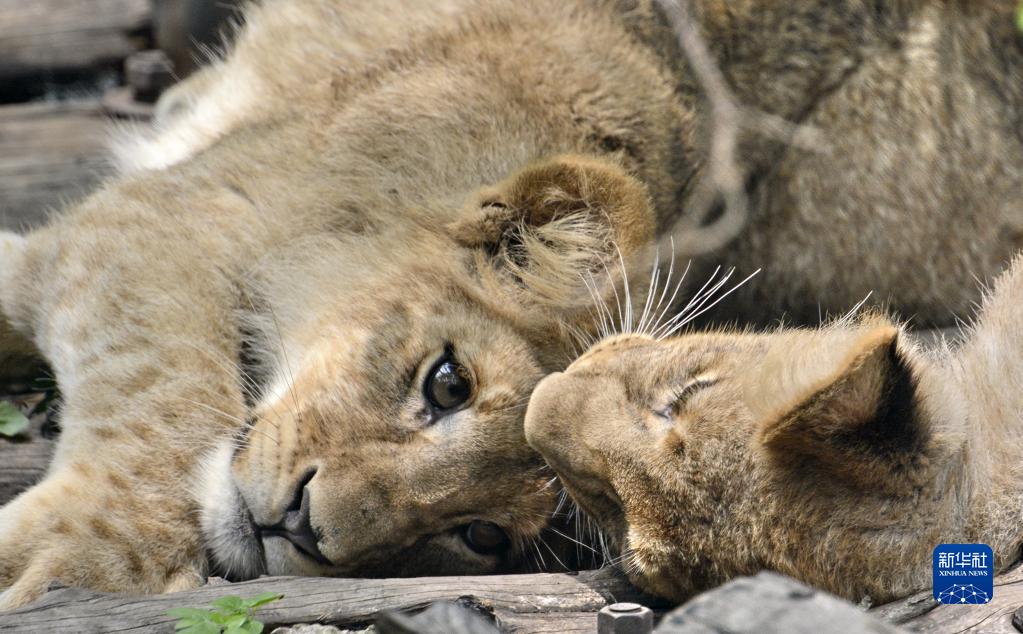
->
[753, 325, 929, 488]
[451, 154, 655, 315]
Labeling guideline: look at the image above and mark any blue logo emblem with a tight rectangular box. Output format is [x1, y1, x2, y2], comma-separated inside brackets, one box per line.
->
[933, 544, 993, 604]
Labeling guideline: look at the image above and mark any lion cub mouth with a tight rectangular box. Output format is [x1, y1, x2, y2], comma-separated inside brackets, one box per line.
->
[254, 469, 335, 567]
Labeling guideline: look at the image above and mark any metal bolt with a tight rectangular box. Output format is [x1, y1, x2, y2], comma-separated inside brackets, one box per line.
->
[125, 49, 176, 103]
[597, 602, 654, 634]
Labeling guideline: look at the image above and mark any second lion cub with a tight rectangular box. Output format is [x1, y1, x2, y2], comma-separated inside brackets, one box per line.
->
[526, 254, 1023, 603]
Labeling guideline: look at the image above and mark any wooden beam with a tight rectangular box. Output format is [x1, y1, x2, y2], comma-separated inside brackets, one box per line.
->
[0, 433, 53, 506]
[0, 570, 657, 633]
[875, 562, 1023, 634]
[0, 99, 113, 231]
[0, 0, 150, 80]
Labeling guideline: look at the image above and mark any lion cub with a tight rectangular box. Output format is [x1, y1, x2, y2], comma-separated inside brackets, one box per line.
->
[526, 253, 1023, 603]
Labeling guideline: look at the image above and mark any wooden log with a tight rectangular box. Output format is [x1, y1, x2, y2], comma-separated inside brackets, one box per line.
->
[0, 99, 113, 231]
[876, 562, 1023, 634]
[0, 433, 54, 505]
[0, 570, 658, 633]
[0, 0, 150, 80]
[0, 391, 56, 504]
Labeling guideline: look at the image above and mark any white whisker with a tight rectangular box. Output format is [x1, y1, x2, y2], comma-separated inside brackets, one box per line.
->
[602, 260, 626, 336]
[837, 291, 874, 323]
[652, 264, 723, 338]
[636, 246, 661, 335]
[615, 245, 634, 333]
[658, 268, 761, 339]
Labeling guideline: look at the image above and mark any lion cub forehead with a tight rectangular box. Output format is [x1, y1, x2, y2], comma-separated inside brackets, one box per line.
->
[570, 333, 657, 367]
[572, 331, 761, 372]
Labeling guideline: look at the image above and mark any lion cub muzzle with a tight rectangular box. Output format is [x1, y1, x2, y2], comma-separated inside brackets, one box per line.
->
[525, 370, 630, 536]
[255, 468, 331, 566]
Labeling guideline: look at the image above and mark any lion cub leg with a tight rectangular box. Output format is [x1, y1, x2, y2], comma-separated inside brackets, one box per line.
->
[0, 195, 254, 607]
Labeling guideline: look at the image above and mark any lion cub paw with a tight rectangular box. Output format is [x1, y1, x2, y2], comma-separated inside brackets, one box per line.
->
[0, 473, 206, 610]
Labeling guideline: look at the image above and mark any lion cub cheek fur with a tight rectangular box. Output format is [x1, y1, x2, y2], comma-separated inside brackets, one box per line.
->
[527, 253, 1023, 603]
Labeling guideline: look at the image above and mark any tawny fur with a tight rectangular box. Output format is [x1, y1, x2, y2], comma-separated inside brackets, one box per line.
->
[526, 251, 1023, 604]
[0, 0, 1021, 607]
[0, 0, 677, 604]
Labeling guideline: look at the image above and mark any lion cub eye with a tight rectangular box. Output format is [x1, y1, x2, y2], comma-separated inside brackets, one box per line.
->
[424, 350, 474, 412]
[462, 520, 510, 555]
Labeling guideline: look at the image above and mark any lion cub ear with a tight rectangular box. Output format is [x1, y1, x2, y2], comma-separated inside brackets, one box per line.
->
[754, 324, 928, 488]
[450, 154, 655, 312]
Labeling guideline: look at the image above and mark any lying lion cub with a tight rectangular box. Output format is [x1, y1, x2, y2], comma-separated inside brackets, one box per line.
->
[0, 0, 678, 608]
[527, 252, 1023, 604]
[1, 0, 1022, 610]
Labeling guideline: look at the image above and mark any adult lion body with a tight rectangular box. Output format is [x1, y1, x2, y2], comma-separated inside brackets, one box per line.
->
[0, 0, 1019, 608]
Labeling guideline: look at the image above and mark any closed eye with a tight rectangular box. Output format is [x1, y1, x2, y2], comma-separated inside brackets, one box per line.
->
[653, 376, 718, 420]
[671, 377, 718, 409]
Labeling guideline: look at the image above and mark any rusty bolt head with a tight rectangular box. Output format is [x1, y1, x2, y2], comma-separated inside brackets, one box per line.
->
[597, 602, 654, 634]
[125, 49, 176, 102]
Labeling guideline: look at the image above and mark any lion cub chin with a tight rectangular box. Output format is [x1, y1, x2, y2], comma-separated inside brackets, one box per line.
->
[526, 252, 1023, 604]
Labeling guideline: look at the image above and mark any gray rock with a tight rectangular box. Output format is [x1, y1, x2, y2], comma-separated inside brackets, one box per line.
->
[655, 572, 907, 634]
[376, 600, 499, 634]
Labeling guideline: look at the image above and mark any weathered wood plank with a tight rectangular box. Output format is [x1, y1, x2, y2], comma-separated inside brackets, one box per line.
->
[494, 610, 600, 633]
[0, 99, 113, 230]
[0, 391, 57, 505]
[0, 434, 54, 506]
[0, 0, 150, 80]
[881, 562, 1023, 633]
[0, 570, 655, 633]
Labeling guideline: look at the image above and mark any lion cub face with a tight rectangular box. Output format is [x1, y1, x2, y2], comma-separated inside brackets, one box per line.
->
[197, 154, 656, 580]
[526, 319, 936, 601]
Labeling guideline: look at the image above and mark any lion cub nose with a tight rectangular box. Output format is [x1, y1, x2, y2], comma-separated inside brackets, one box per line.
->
[525, 371, 595, 467]
[260, 469, 332, 565]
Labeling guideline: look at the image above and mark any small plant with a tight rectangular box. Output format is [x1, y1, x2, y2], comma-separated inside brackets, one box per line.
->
[0, 401, 29, 437]
[167, 592, 283, 634]
[0, 376, 60, 438]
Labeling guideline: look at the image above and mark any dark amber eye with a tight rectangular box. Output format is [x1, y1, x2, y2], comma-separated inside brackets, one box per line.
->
[424, 357, 473, 411]
[462, 520, 510, 555]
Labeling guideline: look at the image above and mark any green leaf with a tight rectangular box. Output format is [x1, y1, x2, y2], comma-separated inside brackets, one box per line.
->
[239, 620, 264, 634]
[0, 401, 29, 437]
[222, 615, 248, 629]
[178, 622, 222, 634]
[1018, 3, 1023, 32]
[212, 596, 246, 613]
[243, 592, 283, 609]
[167, 607, 216, 622]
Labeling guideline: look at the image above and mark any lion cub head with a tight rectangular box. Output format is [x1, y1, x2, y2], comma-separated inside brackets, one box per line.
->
[198, 154, 656, 580]
[526, 317, 951, 603]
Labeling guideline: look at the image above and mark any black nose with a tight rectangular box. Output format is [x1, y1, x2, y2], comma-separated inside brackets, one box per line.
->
[259, 469, 332, 566]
